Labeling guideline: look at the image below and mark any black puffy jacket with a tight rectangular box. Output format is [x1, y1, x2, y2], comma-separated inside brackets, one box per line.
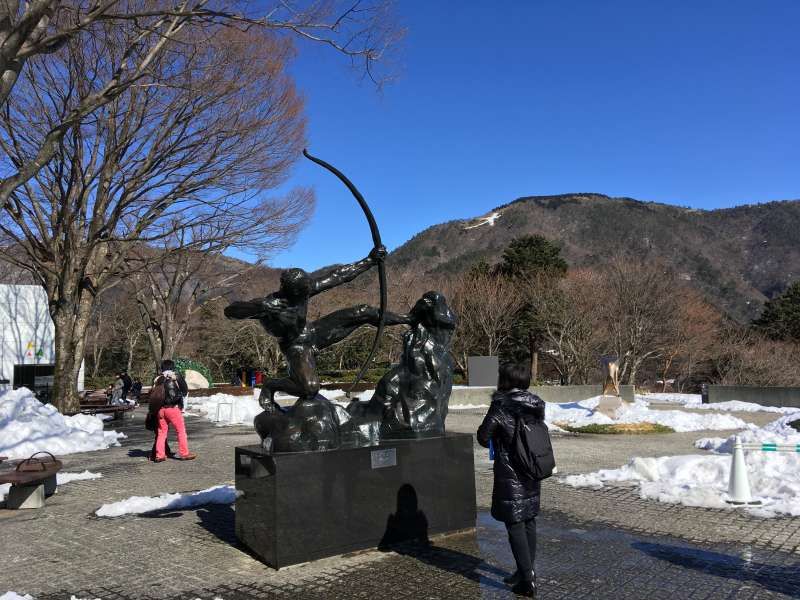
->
[477, 389, 546, 523]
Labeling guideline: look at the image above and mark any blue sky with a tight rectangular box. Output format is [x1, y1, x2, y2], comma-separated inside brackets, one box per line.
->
[266, 0, 800, 271]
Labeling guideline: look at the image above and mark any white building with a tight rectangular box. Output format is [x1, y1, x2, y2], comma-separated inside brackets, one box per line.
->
[0, 284, 84, 397]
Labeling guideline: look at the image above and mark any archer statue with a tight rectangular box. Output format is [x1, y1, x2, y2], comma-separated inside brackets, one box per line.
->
[224, 150, 409, 452]
[224, 246, 410, 406]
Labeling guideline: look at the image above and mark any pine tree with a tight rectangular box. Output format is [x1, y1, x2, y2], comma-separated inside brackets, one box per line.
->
[498, 235, 568, 279]
[753, 282, 800, 342]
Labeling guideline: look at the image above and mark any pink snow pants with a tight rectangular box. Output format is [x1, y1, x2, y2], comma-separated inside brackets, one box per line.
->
[156, 406, 190, 459]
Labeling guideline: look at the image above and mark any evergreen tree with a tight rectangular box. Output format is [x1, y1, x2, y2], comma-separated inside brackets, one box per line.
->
[498, 235, 568, 278]
[753, 282, 800, 342]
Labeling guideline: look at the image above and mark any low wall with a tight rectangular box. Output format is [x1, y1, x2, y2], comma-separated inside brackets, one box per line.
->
[707, 385, 800, 409]
[449, 384, 635, 407]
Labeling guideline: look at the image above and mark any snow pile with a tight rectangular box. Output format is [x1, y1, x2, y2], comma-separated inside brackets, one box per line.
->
[563, 413, 800, 517]
[96, 484, 238, 517]
[546, 397, 747, 432]
[637, 393, 702, 404]
[57, 470, 103, 485]
[1, 593, 35, 600]
[185, 388, 366, 425]
[0, 388, 124, 459]
[695, 412, 800, 453]
[687, 401, 800, 414]
[638, 392, 800, 414]
[184, 393, 262, 425]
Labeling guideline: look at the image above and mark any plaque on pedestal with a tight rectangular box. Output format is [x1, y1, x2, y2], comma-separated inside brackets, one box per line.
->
[235, 433, 476, 568]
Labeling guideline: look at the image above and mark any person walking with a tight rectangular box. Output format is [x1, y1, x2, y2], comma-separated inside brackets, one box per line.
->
[130, 378, 143, 403]
[477, 363, 546, 597]
[151, 360, 196, 462]
[120, 370, 133, 403]
[110, 373, 125, 405]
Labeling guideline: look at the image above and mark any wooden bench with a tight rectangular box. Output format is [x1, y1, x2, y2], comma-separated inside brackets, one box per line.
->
[73, 391, 136, 420]
[78, 403, 135, 420]
[0, 453, 63, 509]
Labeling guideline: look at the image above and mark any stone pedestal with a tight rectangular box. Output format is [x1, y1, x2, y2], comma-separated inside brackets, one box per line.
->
[7, 483, 45, 509]
[596, 394, 625, 418]
[235, 433, 476, 569]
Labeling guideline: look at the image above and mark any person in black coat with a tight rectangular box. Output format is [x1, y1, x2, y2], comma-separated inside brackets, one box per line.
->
[121, 371, 133, 403]
[477, 363, 545, 598]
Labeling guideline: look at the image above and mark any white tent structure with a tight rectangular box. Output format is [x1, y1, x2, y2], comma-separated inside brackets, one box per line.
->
[0, 284, 84, 397]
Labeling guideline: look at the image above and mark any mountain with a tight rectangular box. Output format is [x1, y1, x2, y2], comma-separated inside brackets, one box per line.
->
[388, 193, 800, 322]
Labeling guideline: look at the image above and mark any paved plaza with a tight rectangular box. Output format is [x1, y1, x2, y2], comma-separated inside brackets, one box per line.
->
[2, 406, 799, 599]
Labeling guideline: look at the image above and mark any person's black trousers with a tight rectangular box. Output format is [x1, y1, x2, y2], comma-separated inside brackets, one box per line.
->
[506, 517, 537, 581]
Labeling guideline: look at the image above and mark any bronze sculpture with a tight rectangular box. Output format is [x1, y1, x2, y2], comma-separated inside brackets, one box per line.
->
[347, 291, 456, 443]
[225, 151, 456, 453]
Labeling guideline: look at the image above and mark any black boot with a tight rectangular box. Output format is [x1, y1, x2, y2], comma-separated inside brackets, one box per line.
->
[511, 579, 535, 597]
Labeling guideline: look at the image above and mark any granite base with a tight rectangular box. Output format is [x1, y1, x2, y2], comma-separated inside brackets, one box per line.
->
[234, 432, 476, 568]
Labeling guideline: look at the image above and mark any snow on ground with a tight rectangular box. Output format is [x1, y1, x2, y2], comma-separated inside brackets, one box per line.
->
[636, 393, 702, 404]
[637, 392, 800, 414]
[685, 400, 800, 414]
[562, 413, 800, 518]
[185, 388, 371, 425]
[546, 397, 747, 432]
[1, 471, 102, 502]
[95, 484, 238, 517]
[449, 404, 489, 410]
[0, 388, 124, 459]
[57, 470, 102, 485]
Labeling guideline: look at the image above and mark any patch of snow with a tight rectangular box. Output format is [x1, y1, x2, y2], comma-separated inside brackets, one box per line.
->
[96, 484, 238, 517]
[636, 393, 701, 404]
[463, 211, 501, 230]
[546, 397, 746, 432]
[688, 401, 800, 414]
[0, 387, 124, 459]
[185, 389, 373, 426]
[1, 593, 35, 600]
[57, 470, 102, 485]
[449, 404, 489, 410]
[1, 470, 102, 502]
[638, 393, 800, 414]
[562, 413, 800, 517]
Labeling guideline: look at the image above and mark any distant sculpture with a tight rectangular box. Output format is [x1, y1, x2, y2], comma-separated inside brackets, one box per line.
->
[347, 291, 457, 444]
[600, 355, 620, 396]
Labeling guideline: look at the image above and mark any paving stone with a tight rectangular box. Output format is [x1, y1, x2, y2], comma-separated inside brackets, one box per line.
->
[2, 407, 800, 599]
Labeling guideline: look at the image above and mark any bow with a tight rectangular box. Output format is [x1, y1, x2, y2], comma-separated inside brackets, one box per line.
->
[303, 149, 387, 396]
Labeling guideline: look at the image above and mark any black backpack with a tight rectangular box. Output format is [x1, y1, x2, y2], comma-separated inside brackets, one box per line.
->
[511, 415, 556, 480]
[163, 376, 183, 407]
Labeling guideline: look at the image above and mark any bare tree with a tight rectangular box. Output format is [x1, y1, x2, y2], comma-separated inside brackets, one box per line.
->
[524, 270, 607, 384]
[596, 259, 682, 386]
[446, 271, 523, 375]
[0, 24, 311, 410]
[0, 1, 401, 207]
[131, 191, 312, 371]
[657, 289, 720, 391]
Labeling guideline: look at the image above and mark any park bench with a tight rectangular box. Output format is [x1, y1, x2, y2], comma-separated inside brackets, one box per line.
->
[74, 390, 136, 420]
[0, 452, 63, 509]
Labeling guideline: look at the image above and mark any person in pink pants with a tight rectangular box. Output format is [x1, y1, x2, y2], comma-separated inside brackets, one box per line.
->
[153, 360, 197, 462]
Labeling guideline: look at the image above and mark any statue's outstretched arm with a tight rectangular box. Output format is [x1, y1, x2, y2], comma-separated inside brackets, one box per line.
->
[310, 246, 385, 296]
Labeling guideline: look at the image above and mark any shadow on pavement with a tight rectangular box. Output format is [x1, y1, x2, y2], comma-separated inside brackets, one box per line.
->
[383, 540, 511, 593]
[633, 541, 800, 597]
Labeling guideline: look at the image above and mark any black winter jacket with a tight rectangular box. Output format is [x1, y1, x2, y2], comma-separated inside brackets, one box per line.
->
[477, 389, 546, 523]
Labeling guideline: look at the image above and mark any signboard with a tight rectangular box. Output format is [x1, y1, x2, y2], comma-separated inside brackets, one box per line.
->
[370, 448, 397, 469]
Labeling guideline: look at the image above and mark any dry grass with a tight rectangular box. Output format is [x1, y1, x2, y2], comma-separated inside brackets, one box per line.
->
[555, 422, 675, 434]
